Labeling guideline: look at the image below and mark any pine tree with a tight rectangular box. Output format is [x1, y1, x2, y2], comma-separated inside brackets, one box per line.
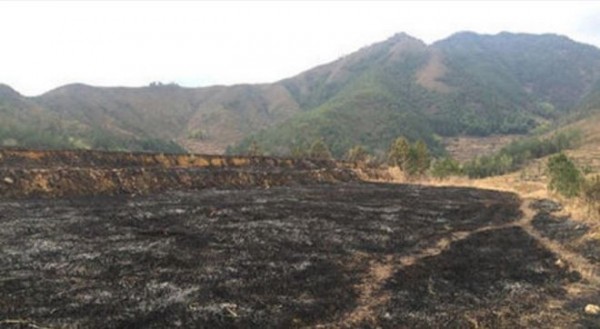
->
[431, 157, 462, 179]
[405, 146, 420, 176]
[547, 153, 583, 198]
[247, 140, 262, 156]
[388, 137, 410, 169]
[414, 140, 431, 175]
[309, 138, 333, 160]
[345, 145, 369, 163]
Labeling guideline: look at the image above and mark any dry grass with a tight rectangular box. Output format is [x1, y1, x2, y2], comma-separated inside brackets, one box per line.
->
[426, 172, 600, 230]
[421, 174, 600, 305]
[354, 161, 600, 290]
[442, 134, 522, 163]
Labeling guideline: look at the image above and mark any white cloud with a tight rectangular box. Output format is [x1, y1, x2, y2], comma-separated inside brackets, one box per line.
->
[0, 1, 599, 96]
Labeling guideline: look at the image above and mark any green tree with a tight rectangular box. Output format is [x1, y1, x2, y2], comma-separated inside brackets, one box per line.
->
[247, 140, 263, 156]
[431, 157, 462, 179]
[388, 137, 410, 169]
[345, 145, 369, 163]
[547, 153, 583, 198]
[309, 138, 333, 160]
[414, 140, 431, 175]
[463, 130, 581, 179]
[289, 141, 309, 158]
[404, 147, 420, 176]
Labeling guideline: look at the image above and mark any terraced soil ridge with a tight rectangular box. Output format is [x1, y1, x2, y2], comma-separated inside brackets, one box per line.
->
[0, 149, 356, 198]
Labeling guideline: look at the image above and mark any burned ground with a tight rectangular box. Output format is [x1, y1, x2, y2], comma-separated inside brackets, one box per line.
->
[531, 199, 600, 265]
[0, 183, 597, 328]
[381, 227, 579, 328]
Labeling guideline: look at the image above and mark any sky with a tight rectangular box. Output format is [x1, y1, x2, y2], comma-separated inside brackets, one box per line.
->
[1, 1, 600, 96]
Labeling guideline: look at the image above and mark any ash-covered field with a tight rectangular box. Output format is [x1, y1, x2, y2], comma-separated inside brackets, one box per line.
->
[0, 183, 597, 328]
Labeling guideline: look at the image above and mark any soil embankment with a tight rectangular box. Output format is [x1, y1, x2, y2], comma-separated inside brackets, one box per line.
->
[0, 149, 355, 198]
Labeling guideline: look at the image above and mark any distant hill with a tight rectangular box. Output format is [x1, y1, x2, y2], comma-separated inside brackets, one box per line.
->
[1, 32, 600, 156]
[33, 83, 301, 153]
[0, 81, 301, 153]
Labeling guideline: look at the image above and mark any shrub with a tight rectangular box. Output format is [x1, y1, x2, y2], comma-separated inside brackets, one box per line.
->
[582, 175, 600, 215]
[345, 145, 369, 163]
[247, 140, 263, 156]
[547, 153, 584, 198]
[387, 137, 410, 169]
[431, 157, 463, 179]
[309, 139, 333, 160]
[414, 141, 431, 175]
[463, 130, 581, 178]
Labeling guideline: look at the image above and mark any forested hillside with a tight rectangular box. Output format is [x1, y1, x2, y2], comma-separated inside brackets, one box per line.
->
[1, 32, 599, 156]
[235, 32, 600, 157]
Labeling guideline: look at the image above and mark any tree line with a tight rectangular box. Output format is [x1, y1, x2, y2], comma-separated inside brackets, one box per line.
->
[242, 129, 580, 182]
[243, 136, 431, 177]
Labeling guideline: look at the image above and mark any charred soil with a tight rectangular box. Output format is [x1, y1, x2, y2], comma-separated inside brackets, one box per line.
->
[1, 183, 598, 328]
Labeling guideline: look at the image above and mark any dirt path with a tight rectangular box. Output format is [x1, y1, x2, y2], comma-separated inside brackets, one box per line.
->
[315, 197, 600, 328]
[518, 199, 600, 285]
[316, 225, 519, 327]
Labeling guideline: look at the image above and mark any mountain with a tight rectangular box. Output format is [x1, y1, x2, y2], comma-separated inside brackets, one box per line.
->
[33, 83, 301, 153]
[577, 78, 600, 114]
[1, 32, 600, 156]
[0, 84, 72, 148]
[234, 32, 600, 157]
[0, 81, 301, 153]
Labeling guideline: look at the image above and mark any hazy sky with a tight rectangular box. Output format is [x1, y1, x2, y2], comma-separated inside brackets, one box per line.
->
[1, 1, 600, 96]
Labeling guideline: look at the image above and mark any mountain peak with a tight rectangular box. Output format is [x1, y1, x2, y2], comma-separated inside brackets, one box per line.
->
[351, 32, 426, 60]
[384, 32, 426, 47]
[0, 83, 19, 95]
[387, 32, 418, 42]
[442, 31, 576, 44]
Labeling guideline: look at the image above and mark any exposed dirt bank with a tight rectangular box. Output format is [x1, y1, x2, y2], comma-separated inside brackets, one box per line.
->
[0, 149, 355, 198]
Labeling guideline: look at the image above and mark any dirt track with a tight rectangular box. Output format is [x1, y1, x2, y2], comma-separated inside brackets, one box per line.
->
[2, 182, 598, 328]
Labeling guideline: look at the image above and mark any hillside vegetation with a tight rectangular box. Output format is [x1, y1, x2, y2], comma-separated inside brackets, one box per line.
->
[1, 32, 600, 155]
[235, 32, 600, 157]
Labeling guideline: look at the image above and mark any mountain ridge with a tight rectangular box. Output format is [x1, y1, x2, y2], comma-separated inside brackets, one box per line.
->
[235, 31, 600, 157]
[1, 31, 600, 156]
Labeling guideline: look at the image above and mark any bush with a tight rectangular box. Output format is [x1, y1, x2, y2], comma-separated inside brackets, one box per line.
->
[547, 153, 584, 198]
[246, 140, 263, 156]
[463, 130, 581, 178]
[582, 175, 600, 215]
[345, 145, 369, 163]
[414, 141, 431, 175]
[309, 139, 333, 160]
[387, 137, 431, 177]
[431, 157, 463, 179]
[387, 137, 410, 169]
